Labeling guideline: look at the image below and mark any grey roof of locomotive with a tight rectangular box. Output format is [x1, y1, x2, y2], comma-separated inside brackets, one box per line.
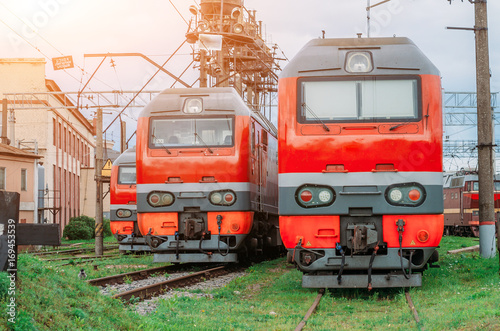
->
[280, 37, 440, 78]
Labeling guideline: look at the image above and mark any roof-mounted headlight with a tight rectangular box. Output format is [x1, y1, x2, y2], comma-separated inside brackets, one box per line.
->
[183, 98, 203, 114]
[345, 51, 373, 73]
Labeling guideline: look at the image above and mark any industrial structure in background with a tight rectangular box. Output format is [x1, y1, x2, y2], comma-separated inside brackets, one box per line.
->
[443, 92, 499, 170]
[184, 0, 282, 128]
[90, 0, 283, 254]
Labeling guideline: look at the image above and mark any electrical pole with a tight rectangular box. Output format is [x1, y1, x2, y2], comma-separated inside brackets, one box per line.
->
[448, 0, 496, 259]
[1, 99, 8, 144]
[95, 107, 104, 256]
[474, 0, 497, 259]
[120, 119, 127, 153]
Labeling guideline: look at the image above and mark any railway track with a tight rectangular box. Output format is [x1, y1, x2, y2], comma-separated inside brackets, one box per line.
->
[32, 245, 119, 257]
[294, 289, 325, 331]
[405, 290, 423, 329]
[88, 264, 195, 286]
[292, 288, 422, 330]
[113, 265, 235, 302]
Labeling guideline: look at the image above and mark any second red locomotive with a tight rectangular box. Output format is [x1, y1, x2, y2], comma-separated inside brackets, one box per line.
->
[110, 147, 150, 252]
[135, 87, 280, 263]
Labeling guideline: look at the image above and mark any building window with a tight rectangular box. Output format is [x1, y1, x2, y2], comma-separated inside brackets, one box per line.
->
[0, 167, 5, 190]
[63, 127, 67, 153]
[53, 118, 56, 146]
[21, 169, 27, 191]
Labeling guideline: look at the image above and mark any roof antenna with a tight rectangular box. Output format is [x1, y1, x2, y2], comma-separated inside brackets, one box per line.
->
[357, 33, 363, 38]
[321, 30, 325, 39]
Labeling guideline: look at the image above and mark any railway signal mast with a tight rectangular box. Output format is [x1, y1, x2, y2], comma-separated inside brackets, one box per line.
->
[185, 0, 282, 131]
[447, 0, 497, 259]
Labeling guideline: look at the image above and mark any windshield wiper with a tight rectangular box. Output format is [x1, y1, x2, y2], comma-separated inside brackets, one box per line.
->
[389, 122, 413, 131]
[194, 132, 213, 154]
[152, 131, 171, 154]
[302, 102, 330, 132]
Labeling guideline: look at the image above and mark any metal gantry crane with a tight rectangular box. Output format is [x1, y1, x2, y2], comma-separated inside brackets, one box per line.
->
[443, 91, 499, 169]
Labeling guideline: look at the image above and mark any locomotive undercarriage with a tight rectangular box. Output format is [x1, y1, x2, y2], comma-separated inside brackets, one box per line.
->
[146, 211, 280, 263]
[289, 216, 439, 288]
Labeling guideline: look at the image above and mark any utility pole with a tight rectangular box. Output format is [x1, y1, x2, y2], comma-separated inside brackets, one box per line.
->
[447, 0, 496, 259]
[474, 0, 497, 259]
[1, 99, 8, 144]
[95, 108, 104, 256]
[366, 0, 392, 37]
[120, 118, 127, 153]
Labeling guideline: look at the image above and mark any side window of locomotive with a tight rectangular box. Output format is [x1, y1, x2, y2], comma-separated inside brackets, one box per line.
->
[299, 77, 420, 123]
[118, 166, 136, 185]
[473, 182, 479, 191]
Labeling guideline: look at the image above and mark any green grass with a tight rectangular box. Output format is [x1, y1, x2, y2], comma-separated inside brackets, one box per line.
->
[1, 236, 499, 330]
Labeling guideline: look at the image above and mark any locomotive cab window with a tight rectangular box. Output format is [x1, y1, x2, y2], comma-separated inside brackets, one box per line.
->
[474, 181, 500, 191]
[118, 166, 136, 185]
[149, 116, 234, 148]
[298, 76, 421, 123]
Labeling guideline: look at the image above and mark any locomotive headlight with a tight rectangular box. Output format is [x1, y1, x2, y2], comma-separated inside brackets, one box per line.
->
[318, 190, 332, 203]
[148, 193, 161, 206]
[161, 193, 174, 205]
[385, 183, 426, 207]
[209, 190, 236, 206]
[345, 51, 373, 73]
[389, 188, 403, 202]
[183, 98, 203, 114]
[296, 185, 335, 208]
[147, 191, 175, 207]
[116, 209, 132, 218]
[210, 192, 223, 204]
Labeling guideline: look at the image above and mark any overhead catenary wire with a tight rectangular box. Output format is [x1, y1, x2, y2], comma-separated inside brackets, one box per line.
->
[103, 39, 188, 134]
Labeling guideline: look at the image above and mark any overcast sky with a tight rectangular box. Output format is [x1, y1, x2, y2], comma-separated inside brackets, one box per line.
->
[0, 0, 499, 167]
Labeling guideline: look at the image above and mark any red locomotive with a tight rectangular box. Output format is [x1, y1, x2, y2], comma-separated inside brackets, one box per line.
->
[110, 147, 149, 251]
[443, 170, 500, 237]
[278, 37, 443, 288]
[135, 87, 280, 263]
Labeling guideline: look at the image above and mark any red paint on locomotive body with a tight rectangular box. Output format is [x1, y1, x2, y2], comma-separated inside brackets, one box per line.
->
[278, 37, 443, 288]
[278, 75, 442, 175]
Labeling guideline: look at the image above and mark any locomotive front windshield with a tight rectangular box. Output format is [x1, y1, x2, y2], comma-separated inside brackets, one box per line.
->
[299, 76, 420, 123]
[118, 166, 136, 185]
[150, 116, 234, 148]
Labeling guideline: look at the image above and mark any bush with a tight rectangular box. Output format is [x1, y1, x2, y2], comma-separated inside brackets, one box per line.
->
[62, 216, 112, 240]
[63, 218, 93, 240]
[103, 218, 112, 237]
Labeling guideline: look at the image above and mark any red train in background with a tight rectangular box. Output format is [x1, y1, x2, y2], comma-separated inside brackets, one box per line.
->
[110, 147, 149, 251]
[443, 170, 500, 237]
[278, 37, 443, 289]
[135, 87, 281, 263]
